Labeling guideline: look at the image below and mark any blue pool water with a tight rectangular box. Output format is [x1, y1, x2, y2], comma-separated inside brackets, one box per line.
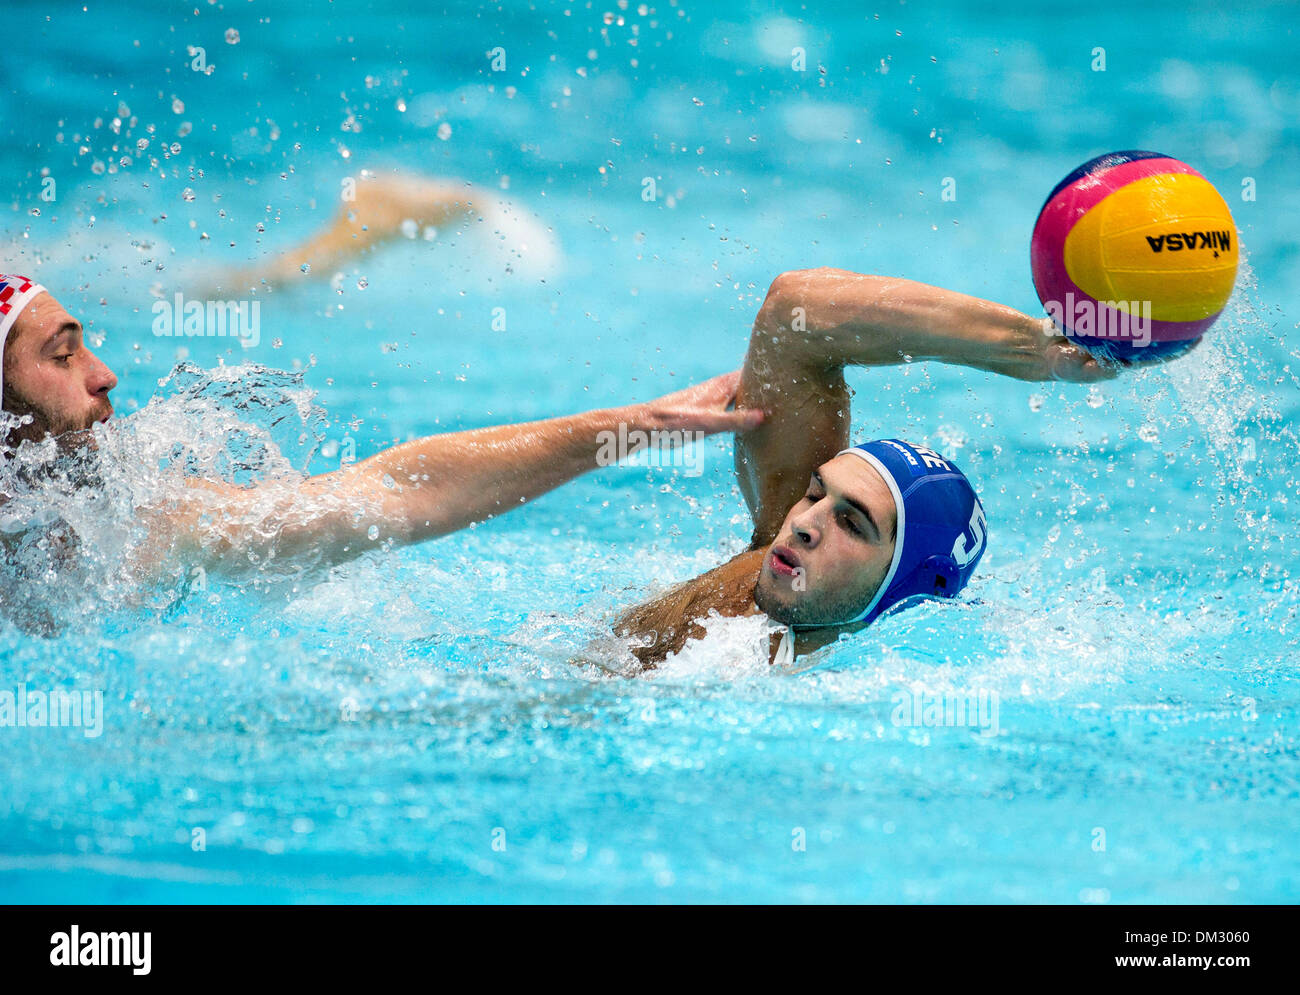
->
[2, 0, 1298, 902]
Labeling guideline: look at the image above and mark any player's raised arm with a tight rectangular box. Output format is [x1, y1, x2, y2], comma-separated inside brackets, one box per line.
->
[733, 268, 1114, 547]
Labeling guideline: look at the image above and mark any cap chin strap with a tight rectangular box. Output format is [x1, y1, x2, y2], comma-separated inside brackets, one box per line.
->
[788, 446, 907, 631]
[0, 278, 47, 411]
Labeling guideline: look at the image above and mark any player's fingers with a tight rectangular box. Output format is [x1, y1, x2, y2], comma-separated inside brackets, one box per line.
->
[1050, 342, 1118, 382]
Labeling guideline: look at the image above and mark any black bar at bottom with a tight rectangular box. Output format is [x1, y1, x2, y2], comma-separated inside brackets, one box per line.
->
[0, 904, 1283, 981]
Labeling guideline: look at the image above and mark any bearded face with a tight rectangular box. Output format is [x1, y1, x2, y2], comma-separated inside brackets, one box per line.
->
[2, 292, 117, 450]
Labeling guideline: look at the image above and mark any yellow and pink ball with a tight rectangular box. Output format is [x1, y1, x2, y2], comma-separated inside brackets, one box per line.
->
[1031, 150, 1238, 361]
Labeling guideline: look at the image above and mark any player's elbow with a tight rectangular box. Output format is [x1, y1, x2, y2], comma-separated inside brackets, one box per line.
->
[761, 269, 813, 316]
[755, 271, 803, 338]
[760, 267, 879, 325]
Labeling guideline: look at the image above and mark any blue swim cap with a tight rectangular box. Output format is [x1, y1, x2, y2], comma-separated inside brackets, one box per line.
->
[833, 439, 988, 626]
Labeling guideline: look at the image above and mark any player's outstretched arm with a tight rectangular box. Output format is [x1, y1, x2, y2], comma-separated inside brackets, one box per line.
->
[148, 372, 763, 578]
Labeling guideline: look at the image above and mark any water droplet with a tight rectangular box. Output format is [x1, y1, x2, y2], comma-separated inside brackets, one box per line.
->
[436, 122, 452, 141]
[367, 525, 380, 540]
[299, 262, 311, 274]
[172, 98, 184, 114]
[225, 28, 240, 44]
[1028, 394, 1045, 412]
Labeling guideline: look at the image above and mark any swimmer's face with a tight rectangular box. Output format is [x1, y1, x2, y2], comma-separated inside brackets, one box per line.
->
[754, 453, 897, 628]
[2, 292, 117, 448]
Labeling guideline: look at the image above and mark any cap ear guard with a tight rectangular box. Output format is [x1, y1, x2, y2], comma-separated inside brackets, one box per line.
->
[920, 554, 960, 597]
[880, 554, 960, 608]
